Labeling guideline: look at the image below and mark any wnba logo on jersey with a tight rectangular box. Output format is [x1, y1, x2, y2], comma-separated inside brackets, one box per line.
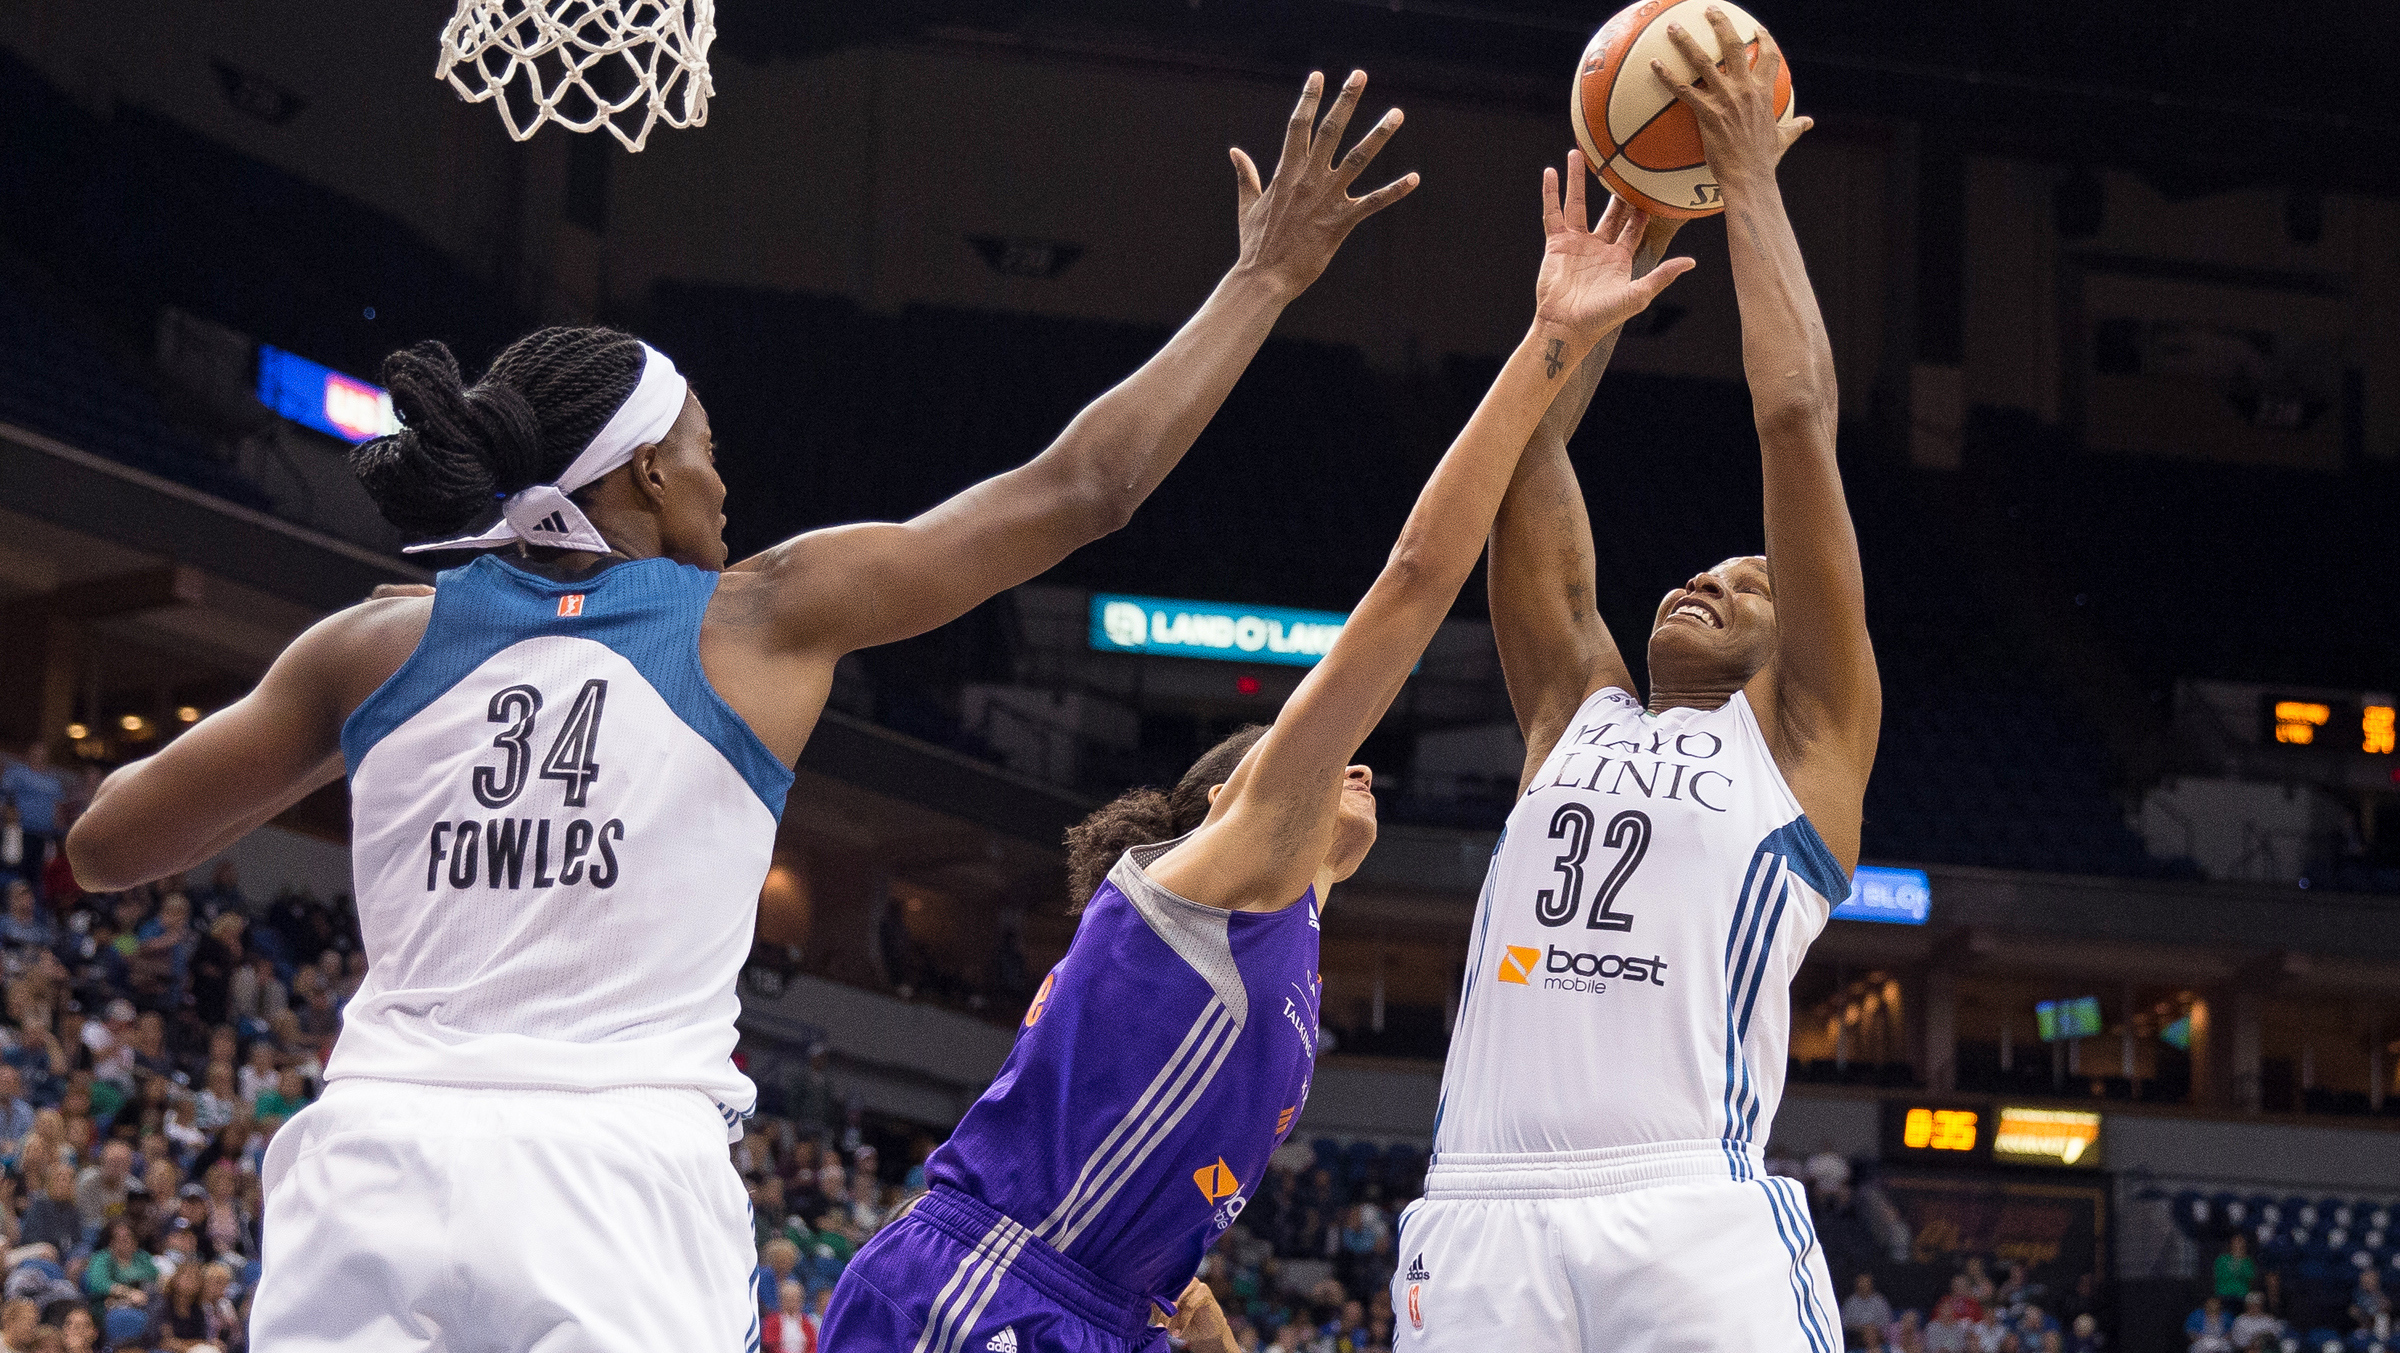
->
[556, 593, 585, 618]
[1494, 945, 1541, 985]
[1193, 1158, 1246, 1231]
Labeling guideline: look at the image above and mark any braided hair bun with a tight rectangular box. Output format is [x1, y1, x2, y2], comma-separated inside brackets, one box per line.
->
[351, 327, 648, 540]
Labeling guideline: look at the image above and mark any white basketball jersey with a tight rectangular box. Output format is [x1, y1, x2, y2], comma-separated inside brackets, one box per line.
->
[1431, 687, 1847, 1172]
[331, 555, 793, 1114]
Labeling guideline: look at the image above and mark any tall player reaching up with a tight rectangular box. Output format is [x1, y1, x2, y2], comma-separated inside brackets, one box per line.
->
[1396, 13, 1874, 1353]
[820, 159, 1691, 1353]
[64, 70, 1416, 1353]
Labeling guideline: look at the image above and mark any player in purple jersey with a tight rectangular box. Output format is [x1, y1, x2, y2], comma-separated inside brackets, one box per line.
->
[820, 147, 1695, 1353]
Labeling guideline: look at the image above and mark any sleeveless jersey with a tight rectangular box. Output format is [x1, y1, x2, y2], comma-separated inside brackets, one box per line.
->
[332, 555, 793, 1113]
[1432, 687, 1847, 1176]
[926, 840, 1322, 1313]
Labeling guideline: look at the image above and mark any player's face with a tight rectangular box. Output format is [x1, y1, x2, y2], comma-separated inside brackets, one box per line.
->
[651, 391, 730, 570]
[1647, 556, 1776, 690]
[1323, 763, 1379, 883]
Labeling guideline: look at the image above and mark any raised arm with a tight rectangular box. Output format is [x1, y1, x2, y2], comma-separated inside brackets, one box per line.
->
[1487, 212, 1686, 789]
[1659, 12, 1879, 846]
[731, 71, 1418, 656]
[1152, 155, 1693, 911]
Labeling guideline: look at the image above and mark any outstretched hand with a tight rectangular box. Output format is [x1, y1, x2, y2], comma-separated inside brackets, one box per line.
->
[1532, 150, 1696, 346]
[1231, 70, 1420, 299]
[1651, 7, 1813, 186]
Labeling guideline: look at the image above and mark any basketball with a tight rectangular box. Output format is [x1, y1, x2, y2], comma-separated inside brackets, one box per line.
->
[1571, 0, 1796, 219]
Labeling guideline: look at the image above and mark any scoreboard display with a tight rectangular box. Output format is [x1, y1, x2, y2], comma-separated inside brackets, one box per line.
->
[1881, 1101, 2105, 1169]
[2266, 695, 2397, 755]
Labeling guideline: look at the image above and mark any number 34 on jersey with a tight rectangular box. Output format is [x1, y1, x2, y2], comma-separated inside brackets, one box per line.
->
[424, 677, 627, 894]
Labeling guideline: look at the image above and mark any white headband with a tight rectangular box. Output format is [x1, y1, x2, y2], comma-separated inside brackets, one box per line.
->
[403, 342, 689, 555]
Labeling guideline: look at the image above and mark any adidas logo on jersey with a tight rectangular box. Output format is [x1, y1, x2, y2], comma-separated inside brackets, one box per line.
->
[985, 1329, 1018, 1353]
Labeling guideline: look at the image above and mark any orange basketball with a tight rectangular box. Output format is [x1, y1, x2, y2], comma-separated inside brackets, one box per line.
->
[1570, 0, 1795, 219]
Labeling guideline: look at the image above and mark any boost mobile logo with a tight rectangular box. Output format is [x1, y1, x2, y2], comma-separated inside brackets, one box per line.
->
[1494, 945, 1541, 985]
[1193, 1158, 1247, 1231]
[1500, 945, 1668, 990]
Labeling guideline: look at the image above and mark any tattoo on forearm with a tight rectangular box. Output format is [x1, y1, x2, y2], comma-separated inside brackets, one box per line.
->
[1543, 338, 1566, 379]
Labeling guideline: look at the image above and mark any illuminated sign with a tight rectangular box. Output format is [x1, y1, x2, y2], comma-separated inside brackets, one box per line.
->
[1902, 1107, 1980, 1152]
[2272, 700, 2330, 744]
[1991, 1107, 2102, 1167]
[1832, 866, 1930, 925]
[2365, 705, 2395, 755]
[2036, 996, 2103, 1042]
[257, 344, 400, 443]
[1089, 593, 1353, 668]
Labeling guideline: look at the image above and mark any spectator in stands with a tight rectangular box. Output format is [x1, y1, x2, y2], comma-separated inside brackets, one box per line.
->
[756, 1237, 801, 1319]
[1844, 1273, 1896, 1349]
[2183, 1295, 2233, 1353]
[186, 916, 244, 1028]
[0, 882, 50, 959]
[251, 1069, 307, 1123]
[2065, 1312, 2103, 1352]
[761, 1277, 815, 1352]
[3, 743, 66, 890]
[77, 1140, 135, 1232]
[22, 1163, 79, 1258]
[199, 1260, 241, 1347]
[2353, 1269, 2393, 1336]
[2225, 1291, 2278, 1349]
[58, 1306, 97, 1353]
[1807, 1141, 1853, 1212]
[226, 957, 284, 1038]
[2211, 1234, 2256, 1303]
[0, 1299, 33, 1353]
[156, 1258, 213, 1351]
[1963, 1258, 1997, 1306]
[83, 1220, 157, 1308]
[0, 809, 24, 904]
[0, 1065, 33, 1157]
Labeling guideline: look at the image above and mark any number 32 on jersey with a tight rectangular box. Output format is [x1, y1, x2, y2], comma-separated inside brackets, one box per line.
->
[1532, 804, 1650, 931]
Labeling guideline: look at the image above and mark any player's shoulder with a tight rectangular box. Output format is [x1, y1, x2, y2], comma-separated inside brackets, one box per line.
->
[282, 592, 437, 709]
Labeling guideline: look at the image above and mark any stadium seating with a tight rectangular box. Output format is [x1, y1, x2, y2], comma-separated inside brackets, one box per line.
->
[0, 276, 272, 509]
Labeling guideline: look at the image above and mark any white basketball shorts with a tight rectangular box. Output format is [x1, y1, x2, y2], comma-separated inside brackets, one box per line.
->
[1390, 1141, 1839, 1353]
[251, 1078, 759, 1353]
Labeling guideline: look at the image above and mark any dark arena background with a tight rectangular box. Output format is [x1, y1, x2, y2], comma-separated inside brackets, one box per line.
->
[1, 1, 2396, 1350]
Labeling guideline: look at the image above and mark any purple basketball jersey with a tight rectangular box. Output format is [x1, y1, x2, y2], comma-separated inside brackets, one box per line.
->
[926, 839, 1322, 1313]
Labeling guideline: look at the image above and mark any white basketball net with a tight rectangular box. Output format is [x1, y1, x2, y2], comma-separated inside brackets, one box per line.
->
[437, 0, 714, 153]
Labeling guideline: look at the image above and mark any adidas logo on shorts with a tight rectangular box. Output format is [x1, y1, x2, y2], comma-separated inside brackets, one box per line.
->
[1406, 1253, 1430, 1282]
[985, 1328, 1019, 1353]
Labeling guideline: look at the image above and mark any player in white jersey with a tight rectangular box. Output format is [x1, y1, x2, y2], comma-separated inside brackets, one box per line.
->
[63, 69, 1418, 1353]
[1394, 16, 1874, 1353]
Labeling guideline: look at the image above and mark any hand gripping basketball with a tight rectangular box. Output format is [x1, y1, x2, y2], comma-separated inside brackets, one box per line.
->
[1229, 71, 1421, 300]
[1650, 8, 1815, 188]
[1533, 150, 1697, 344]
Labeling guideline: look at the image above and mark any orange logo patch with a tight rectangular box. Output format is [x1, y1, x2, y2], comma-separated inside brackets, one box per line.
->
[1192, 1158, 1241, 1204]
[1023, 972, 1056, 1028]
[1495, 945, 1541, 986]
[557, 594, 586, 618]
